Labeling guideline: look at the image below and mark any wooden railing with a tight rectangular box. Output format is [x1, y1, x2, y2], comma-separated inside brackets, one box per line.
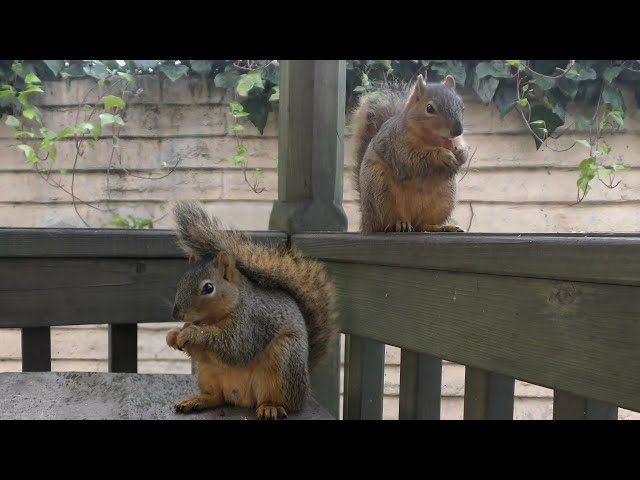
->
[293, 232, 640, 420]
[2, 228, 638, 419]
[0, 228, 287, 373]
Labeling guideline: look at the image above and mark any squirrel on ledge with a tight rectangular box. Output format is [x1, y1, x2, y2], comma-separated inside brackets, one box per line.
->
[165, 200, 337, 420]
[352, 73, 470, 233]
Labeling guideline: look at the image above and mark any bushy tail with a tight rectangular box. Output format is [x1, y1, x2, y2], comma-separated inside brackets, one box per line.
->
[351, 82, 411, 195]
[172, 200, 338, 369]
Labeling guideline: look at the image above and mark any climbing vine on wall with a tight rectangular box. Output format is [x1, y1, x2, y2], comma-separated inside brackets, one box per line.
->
[1, 60, 638, 226]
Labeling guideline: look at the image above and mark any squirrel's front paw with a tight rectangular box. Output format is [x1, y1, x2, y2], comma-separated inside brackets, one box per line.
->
[176, 326, 196, 350]
[453, 146, 470, 166]
[166, 327, 182, 350]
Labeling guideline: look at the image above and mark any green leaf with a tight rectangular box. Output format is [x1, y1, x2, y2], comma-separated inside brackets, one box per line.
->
[597, 165, 613, 179]
[236, 144, 247, 155]
[17, 144, 38, 164]
[80, 121, 101, 140]
[236, 71, 265, 97]
[574, 115, 592, 131]
[104, 95, 125, 110]
[566, 65, 597, 81]
[430, 60, 467, 86]
[214, 67, 240, 89]
[56, 127, 80, 139]
[42, 60, 64, 77]
[475, 60, 511, 79]
[134, 60, 161, 70]
[83, 61, 110, 80]
[190, 60, 214, 75]
[14, 130, 35, 137]
[557, 78, 579, 100]
[472, 75, 499, 103]
[602, 85, 625, 110]
[63, 63, 86, 77]
[269, 86, 279, 102]
[159, 64, 189, 82]
[517, 98, 529, 108]
[241, 95, 271, 134]
[353, 85, 366, 93]
[612, 163, 631, 172]
[529, 105, 565, 148]
[598, 142, 611, 155]
[230, 123, 245, 131]
[603, 66, 623, 83]
[39, 127, 57, 140]
[22, 85, 44, 94]
[24, 73, 41, 84]
[578, 157, 597, 175]
[529, 72, 555, 91]
[575, 139, 592, 149]
[227, 155, 246, 166]
[5, 115, 20, 127]
[99, 113, 125, 126]
[261, 63, 280, 85]
[49, 143, 57, 160]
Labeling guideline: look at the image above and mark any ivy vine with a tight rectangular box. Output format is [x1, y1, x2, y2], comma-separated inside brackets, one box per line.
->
[1, 60, 638, 227]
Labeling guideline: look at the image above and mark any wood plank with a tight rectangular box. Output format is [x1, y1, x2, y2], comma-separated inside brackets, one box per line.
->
[108, 324, 138, 373]
[0, 228, 287, 258]
[463, 367, 515, 420]
[553, 390, 618, 420]
[0, 372, 334, 420]
[292, 233, 640, 287]
[343, 335, 385, 420]
[269, 61, 348, 418]
[326, 261, 640, 412]
[21, 327, 51, 372]
[398, 350, 442, 420]
[0, 258, 186, 328]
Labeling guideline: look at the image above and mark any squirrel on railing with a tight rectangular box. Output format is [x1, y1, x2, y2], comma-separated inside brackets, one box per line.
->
[352, 73, 470, 233]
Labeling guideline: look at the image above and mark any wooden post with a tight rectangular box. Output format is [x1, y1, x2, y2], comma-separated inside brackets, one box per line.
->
[21, 327, 51, 372]
[553, 390, 618, 420]
[269, 60, 348, 419]
[399, 350, 442, 420]
[463, 366, 515, 420]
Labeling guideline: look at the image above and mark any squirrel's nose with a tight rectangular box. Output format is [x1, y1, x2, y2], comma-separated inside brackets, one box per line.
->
[451, 121, 463, 138]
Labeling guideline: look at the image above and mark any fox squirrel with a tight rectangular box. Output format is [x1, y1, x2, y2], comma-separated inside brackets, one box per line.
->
[352, 73, 470, 233]
[165, 200, 338, 420]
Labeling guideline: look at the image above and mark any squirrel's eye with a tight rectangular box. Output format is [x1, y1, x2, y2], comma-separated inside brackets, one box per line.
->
[426, 104, 436, 114]
[202, 282, 214, 295]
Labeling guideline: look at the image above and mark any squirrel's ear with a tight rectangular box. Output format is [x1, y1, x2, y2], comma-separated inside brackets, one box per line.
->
[410, 74, 428, 103]
[443, 75, 456, 89]
[215, 252, 239, 283]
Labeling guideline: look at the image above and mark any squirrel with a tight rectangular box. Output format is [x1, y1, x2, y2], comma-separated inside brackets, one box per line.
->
[352, 73, 470, 233]
[165, 200, 338, 420]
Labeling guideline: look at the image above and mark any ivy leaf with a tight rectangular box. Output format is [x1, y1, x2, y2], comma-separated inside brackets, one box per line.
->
[17, 144, 38, 164]
[529, 105, 564, 149]
[14, 130, 35, 137]
[472, 74, 499, 103]
[236, 71, 265, 97]
[612, 163, 631, 172]
[83, 61, 110, 80]
[99, 113, 125, 126]
[529, 72, 556, 91]
[116, 71, 135, 84]
[5, 115, 20, 127]
[241, 95, 270, 134]
[261, 63, 280, 85]
[227, 155, 246, 166]
[566, 66, 597, 82]
[214, 67, 240, 89]
[134, 60, 161, 70]
[602, 85, 625, 110]
[104, 95, 125, 110]
[24, 73, 42, 84]
[269, 86, 279, 102]
[575, 139, 592, 149]
[603, 66, 623, 83]
[493, 79, 518, 117]
[63, 63, 86, 77]
[430, 60, 467, 85]
[159, 64, 189, 82]
[475, 60, 511, 79]
[43, 60, 64, 77]
[190, 60, 214, 75]
[557, 78, 578, 100]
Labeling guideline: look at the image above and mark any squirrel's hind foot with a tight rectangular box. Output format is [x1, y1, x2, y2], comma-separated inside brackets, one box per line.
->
[256, 404, 288, 420]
